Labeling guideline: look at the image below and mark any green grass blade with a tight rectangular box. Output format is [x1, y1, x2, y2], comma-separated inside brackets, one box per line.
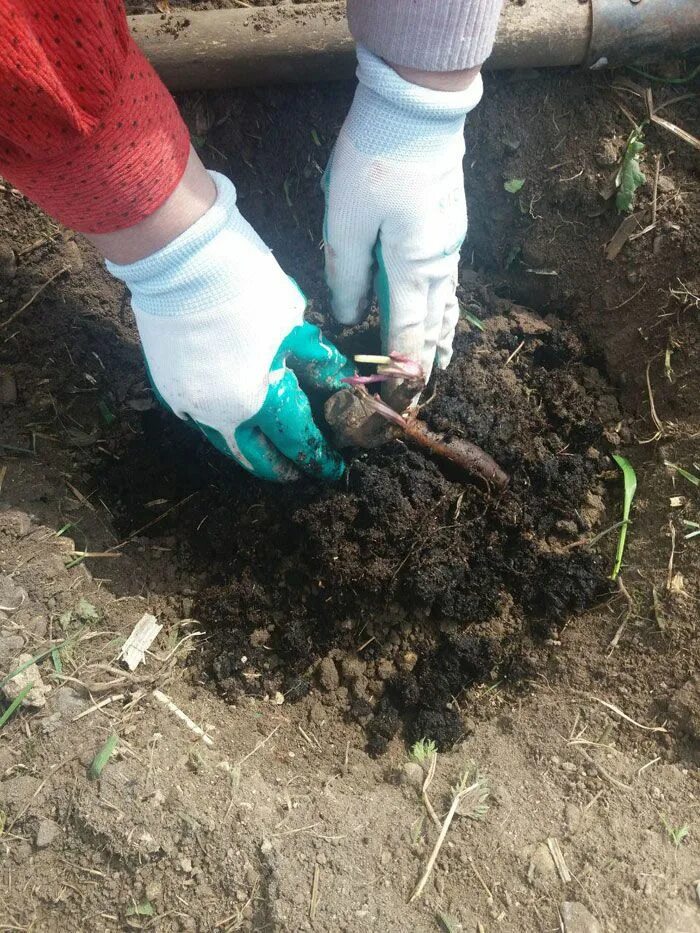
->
[0, 649, 54, 691]
[611, 454, 638, 579]
[0, 626, 85, 691]
[461, 308, 485, 332]
[0, 683, 33, 729]
[665, 461, 700, 487]
[88, 733, 119, 780]
[682, 520, 700, 540]
[628, 63, 700, 85]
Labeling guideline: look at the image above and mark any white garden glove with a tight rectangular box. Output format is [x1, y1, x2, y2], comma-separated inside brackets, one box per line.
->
[323, 46, 483, 378]
[107, 172, 353, 483]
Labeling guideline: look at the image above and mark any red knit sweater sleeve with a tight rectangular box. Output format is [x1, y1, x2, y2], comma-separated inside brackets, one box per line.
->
[0, 0, 190, 234]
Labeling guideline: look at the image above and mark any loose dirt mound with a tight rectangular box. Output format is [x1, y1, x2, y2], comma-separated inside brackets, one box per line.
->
[96, 291, 615, 753]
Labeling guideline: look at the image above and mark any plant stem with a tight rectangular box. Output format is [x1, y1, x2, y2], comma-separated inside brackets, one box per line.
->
[409, 779, 482, 903]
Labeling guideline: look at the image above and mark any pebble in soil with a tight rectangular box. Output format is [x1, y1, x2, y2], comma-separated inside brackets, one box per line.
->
[95, 294, 617, 754]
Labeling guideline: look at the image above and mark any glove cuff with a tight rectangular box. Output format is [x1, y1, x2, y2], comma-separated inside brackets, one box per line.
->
[344, 47, 482, 158]
[356, 45, 483, 123]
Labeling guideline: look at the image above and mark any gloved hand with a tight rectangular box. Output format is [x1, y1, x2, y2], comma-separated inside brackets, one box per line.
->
[323, 46, 483, 378]
[108, 172, 352, 483]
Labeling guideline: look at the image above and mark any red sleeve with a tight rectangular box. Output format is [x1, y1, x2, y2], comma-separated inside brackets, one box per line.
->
[0, 0, 190, 234]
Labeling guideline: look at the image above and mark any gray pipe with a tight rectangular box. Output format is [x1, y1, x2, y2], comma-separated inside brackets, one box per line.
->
[128, 0, 700, 90]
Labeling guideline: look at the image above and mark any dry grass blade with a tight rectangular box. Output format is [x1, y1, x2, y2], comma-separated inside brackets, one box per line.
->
[152, 689, 214, 746]
[644, 85, 700, 151]
[235, 724, 281, 767]
[0, 267, 70, 330]
[546, 837, 572, 883]
[650, 112, 700, 151]
[639, 358, 673, 443]
[667, 519, 677, 592]
[107, 493, 198, 552]
[309, 864, 321, 922]
[422, 752, 441, 830]
[588, 695, 667, 733]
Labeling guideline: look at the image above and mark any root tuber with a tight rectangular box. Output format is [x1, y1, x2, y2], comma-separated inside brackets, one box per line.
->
[325, 387, 509, 491]
[402, 419, 509, 490]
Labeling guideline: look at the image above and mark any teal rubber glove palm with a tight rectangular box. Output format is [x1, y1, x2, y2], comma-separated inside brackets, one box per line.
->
[108, 172, 352, 482]
[323, 47, 484, 379]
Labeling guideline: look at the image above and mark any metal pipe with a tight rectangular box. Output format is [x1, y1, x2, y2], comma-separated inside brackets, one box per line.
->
[128, 0, 700, 90]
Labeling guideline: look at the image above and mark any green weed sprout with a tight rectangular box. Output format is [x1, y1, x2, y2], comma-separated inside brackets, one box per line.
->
[611, 455, 637, 579]
[661, 816, 689, 848]
[616, 129, 646, 212]
[88, 733, 119, 780]
[410, 738, 437, 765]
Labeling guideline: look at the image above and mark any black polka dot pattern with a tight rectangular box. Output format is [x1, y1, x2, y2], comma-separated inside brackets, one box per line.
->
[0, 1, 189, 233]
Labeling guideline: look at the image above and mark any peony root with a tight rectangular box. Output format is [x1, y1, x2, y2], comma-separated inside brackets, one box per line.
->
[402, 418, 509, 490]
[325, 387, 509, 491]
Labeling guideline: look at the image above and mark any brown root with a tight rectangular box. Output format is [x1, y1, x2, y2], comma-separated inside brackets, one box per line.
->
[402, 419, 510, 491]
[324, 388, 510, 490]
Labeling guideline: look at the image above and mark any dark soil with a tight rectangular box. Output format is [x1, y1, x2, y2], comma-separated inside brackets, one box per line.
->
[4, 65, 696, 759]
[95, 290, 615, 754]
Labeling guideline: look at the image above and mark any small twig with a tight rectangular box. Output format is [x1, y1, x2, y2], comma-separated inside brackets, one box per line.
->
[666, 519, 676, 592]
[651, 153, 661, 227]
[608, 576, 634, 656]
[16, 235, 59, 259]
[0, 267, 70, 330]
[410, 792, 464, 902]
[604, 281, 646, 311]
[73, 693, 125, 722]
[505, 340, 525, 366]
[422, 753, 441, 831]
[572, 745, 632, 792]
[235, 724, 281, 768]
[637, 756, 661, 777]
[584, 789, 605, 811]
[469, 858, 494, 903]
